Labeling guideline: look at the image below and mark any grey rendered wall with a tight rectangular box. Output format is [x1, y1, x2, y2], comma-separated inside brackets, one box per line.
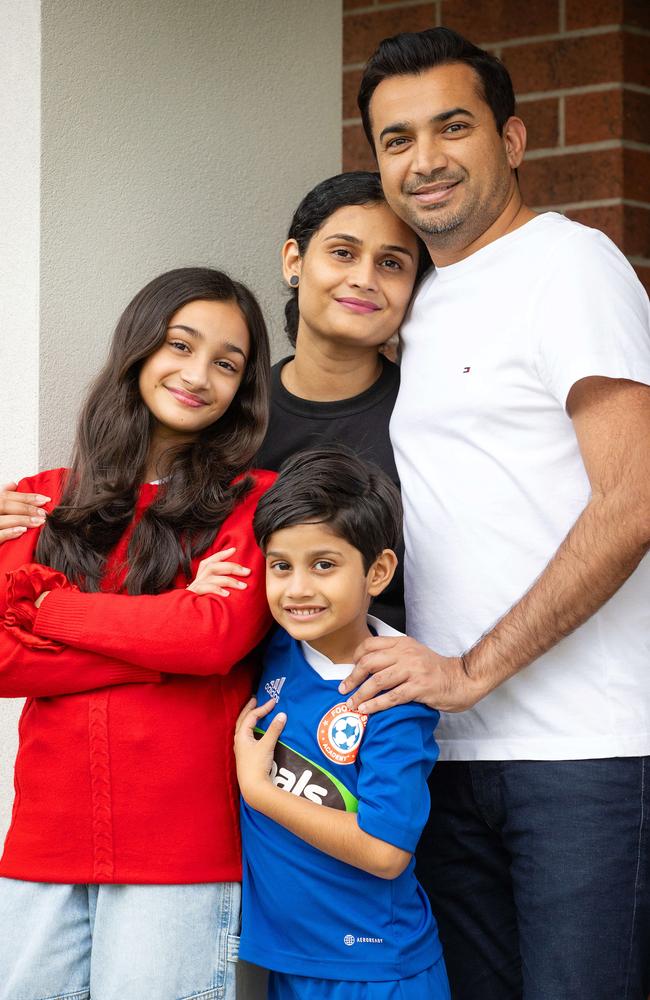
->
[0, 4, 341, 982]
[40, 0, 342, 468]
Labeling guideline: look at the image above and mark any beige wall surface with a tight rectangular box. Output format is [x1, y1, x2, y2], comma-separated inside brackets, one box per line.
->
[40, 0, 342, 468]
[0, 2, 342, 962]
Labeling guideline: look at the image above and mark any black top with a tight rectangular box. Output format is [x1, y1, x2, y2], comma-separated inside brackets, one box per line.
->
[255, 356, 405, 630]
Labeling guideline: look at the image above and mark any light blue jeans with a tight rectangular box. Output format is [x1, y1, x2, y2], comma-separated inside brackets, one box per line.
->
[0, 878, 240, 1000]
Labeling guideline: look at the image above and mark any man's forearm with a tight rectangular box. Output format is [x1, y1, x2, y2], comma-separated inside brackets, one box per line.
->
[465, 489, 649, 692]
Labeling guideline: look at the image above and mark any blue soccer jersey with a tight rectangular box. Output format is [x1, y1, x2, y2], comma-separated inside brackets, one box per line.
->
[239, 616, 442, 981]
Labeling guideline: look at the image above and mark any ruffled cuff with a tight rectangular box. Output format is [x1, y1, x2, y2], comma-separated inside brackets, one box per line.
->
[4, 563, 78, 651]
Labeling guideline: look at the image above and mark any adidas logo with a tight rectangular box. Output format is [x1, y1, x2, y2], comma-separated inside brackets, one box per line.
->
[264, 676, 286, 703]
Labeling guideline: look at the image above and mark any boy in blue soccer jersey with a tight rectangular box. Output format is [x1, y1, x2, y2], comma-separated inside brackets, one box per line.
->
[234, 448, 450, 1000]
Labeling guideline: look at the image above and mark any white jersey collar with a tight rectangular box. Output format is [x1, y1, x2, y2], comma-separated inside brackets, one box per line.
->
[300, 614, 404, 681]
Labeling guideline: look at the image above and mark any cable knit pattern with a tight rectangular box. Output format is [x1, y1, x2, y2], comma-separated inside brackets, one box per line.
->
[88, 693, 115, 881]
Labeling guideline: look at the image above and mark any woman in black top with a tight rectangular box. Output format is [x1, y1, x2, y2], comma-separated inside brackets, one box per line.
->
[256, 172, 429, 628]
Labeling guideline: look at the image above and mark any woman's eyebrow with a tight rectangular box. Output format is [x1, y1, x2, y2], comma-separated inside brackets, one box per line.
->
[382, 244, 414, 259]
[323, 233, 362, 245]
[323, 234, 413, 259]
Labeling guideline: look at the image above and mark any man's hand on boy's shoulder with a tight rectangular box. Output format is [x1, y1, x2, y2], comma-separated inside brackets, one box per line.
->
[340, 635, 487, 715]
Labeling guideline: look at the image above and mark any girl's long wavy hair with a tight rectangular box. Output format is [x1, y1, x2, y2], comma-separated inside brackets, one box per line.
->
[36, 267, 271, 595]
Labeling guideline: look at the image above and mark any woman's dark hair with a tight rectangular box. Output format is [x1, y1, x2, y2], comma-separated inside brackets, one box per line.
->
[36, 267, 270, 595]
[253, 446, 402, 571]
[284, 171, 429, 347]
[358, 27, 516, 150]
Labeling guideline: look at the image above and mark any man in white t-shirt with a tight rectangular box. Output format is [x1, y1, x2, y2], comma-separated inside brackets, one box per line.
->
[341, 26, 650, 1000]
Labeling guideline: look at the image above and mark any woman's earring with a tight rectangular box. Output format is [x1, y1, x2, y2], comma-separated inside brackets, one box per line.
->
[289, 275, 299, 287]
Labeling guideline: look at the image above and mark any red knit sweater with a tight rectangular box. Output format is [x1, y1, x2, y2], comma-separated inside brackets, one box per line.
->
[0, 467, 275, 884]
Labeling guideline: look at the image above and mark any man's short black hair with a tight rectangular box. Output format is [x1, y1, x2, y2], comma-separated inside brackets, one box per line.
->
[358, 26, 516, 151]
[253, 447, 403, 572]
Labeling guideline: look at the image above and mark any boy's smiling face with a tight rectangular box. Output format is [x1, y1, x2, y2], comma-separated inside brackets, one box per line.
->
[264, 522, 395, 664]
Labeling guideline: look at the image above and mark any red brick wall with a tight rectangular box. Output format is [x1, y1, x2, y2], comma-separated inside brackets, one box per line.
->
[343, 0, 650, 291]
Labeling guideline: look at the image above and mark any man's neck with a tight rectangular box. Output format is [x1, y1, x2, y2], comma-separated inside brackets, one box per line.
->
[424, 191, 536, 268]
[282, 334, 383, 403]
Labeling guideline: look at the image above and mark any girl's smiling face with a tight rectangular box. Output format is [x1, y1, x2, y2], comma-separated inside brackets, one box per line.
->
[284, 201, 420, 350]
[138, 298, 250, 446]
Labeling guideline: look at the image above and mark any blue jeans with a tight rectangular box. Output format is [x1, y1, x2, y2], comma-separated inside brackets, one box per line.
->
[0, 879, 240, 1000]
[416, 758, 650, 1000]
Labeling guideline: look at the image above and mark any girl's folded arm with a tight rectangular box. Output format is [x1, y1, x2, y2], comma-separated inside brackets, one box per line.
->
[32, 480, 274, 675]
[0, 625, 161, 698]
[0, 475, 162, 697]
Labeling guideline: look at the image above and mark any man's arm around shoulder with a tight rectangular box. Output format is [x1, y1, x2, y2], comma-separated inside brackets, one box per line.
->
[343, 376, 650, 714]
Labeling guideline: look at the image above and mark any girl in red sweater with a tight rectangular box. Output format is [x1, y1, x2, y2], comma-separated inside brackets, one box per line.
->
[0, 267, 274, 1000]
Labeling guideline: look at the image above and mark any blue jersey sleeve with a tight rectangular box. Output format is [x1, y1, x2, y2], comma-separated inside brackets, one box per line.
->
[356, 703, 439, 853]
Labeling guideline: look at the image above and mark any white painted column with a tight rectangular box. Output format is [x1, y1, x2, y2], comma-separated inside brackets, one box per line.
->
[0, 0, 41, 858]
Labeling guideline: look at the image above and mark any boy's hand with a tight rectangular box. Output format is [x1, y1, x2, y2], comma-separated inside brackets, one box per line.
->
[0, 483, 49, 542]
[234, 697, 286, 806]
[186, 547, 251, 596]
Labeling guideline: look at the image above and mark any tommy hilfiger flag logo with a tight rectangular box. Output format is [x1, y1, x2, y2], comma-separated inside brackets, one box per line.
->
[264, 677, 286, 703]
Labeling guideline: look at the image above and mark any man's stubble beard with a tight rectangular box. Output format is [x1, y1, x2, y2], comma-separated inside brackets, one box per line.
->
[399, 170, 512, 249]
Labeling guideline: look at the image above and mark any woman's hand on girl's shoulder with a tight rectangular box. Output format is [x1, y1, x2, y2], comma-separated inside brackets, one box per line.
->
[186, 547, 252, 597]
[0, 483, 49, 543]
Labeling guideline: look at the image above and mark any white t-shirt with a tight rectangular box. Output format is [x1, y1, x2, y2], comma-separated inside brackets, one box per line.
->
[392, 212, 650, 761]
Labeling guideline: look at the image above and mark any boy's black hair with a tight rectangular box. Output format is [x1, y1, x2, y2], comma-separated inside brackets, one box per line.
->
[357, 27, 516, 151]
[253, 447, 403, 572]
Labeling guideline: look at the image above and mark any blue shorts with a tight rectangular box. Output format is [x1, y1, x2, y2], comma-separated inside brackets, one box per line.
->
[268, 958, 451, 1000]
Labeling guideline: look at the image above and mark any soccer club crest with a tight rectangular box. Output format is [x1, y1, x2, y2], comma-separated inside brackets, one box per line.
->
[317, 703, 367, 765]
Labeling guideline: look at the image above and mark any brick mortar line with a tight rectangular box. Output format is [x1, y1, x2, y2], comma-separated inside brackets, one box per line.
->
[342, 2, 650, 42]
[558, 95, 565, 147]
[532, 202, 628, 218]
[533, 198, 650, 211]
[493, 24, 647, 49]
[628, 256, 650, 266]
[343, 0, 435, 15]
[526, 139, 650, 158]
[517, 83, 650, 101]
